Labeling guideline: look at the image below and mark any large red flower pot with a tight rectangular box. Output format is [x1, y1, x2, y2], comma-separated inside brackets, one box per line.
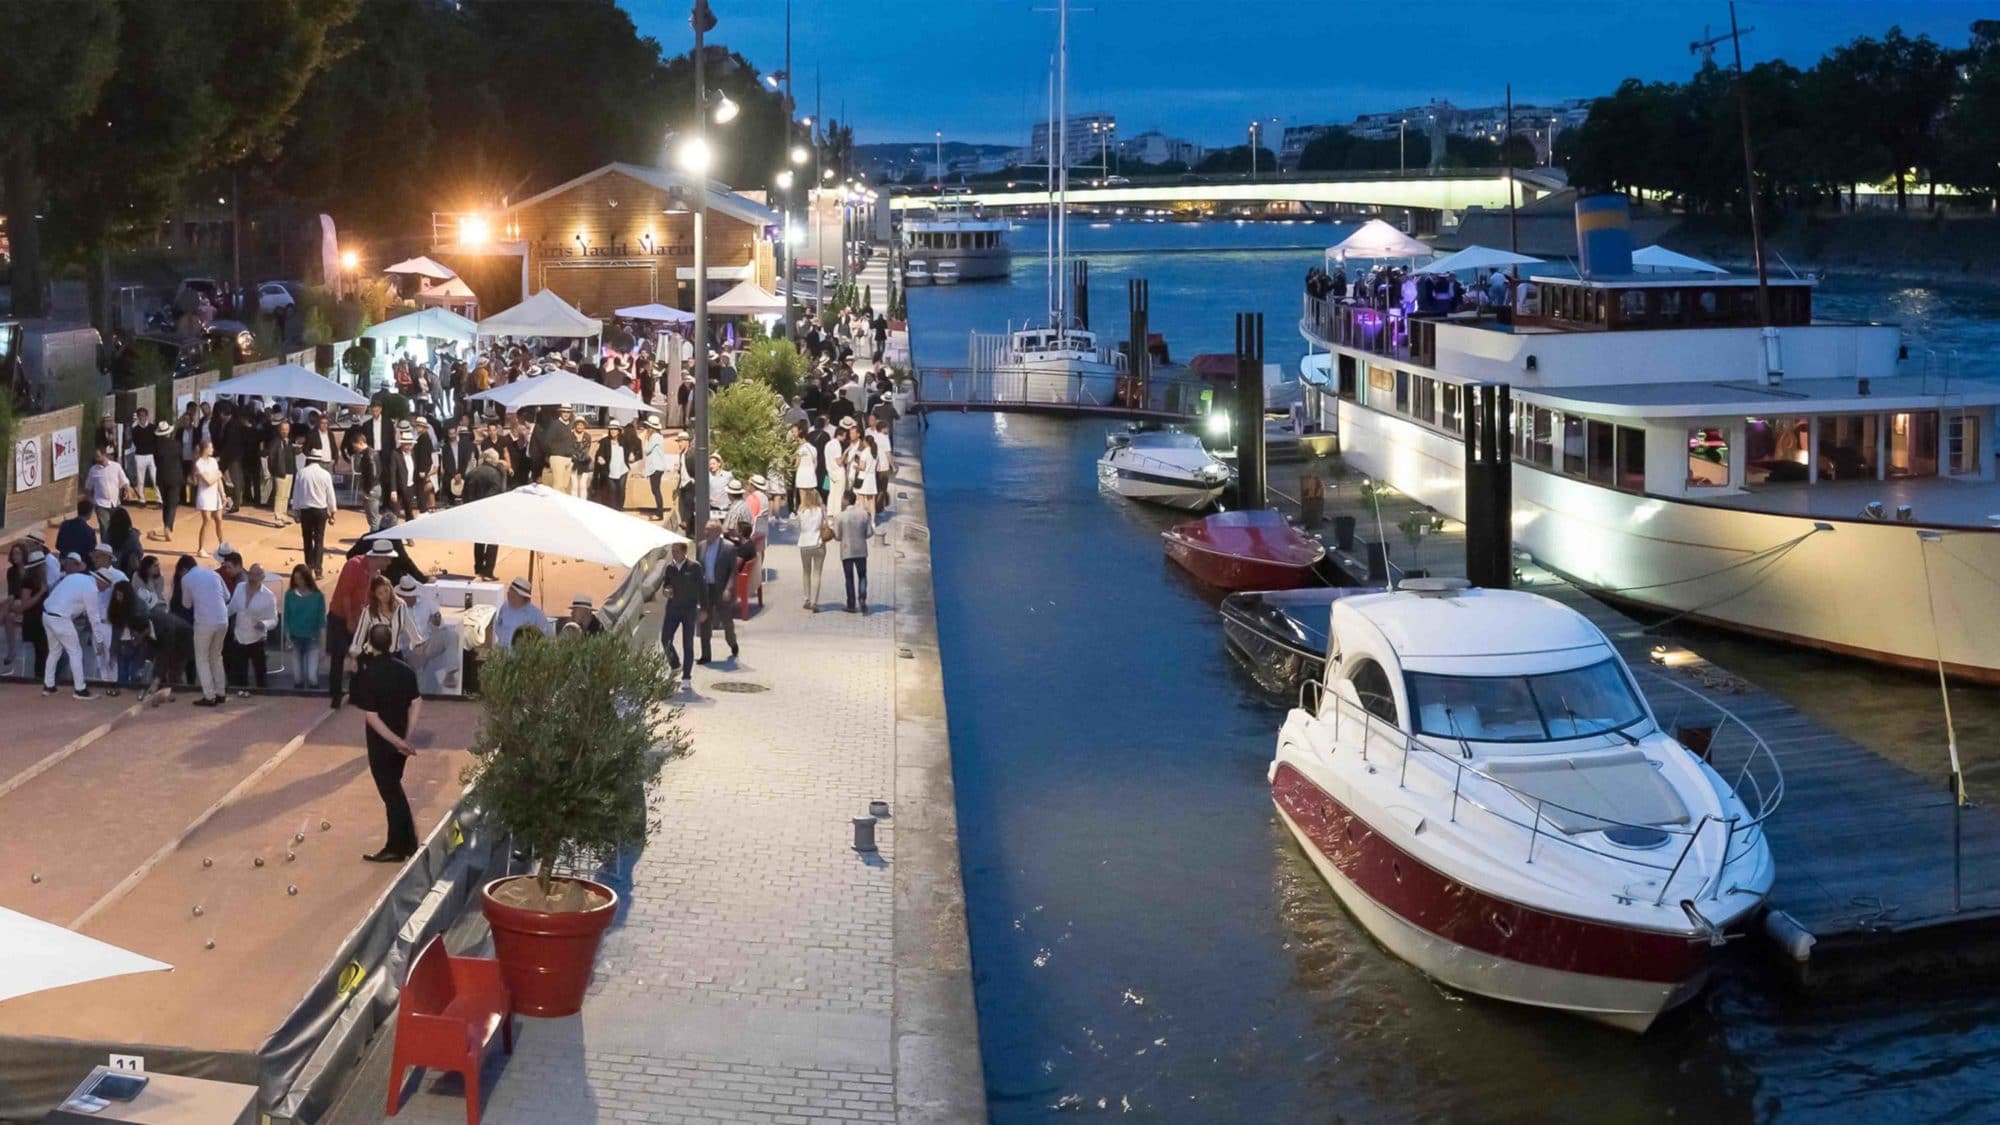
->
[479, 875, 618, 1017]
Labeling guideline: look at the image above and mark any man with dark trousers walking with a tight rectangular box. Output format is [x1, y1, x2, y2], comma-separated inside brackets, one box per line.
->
[352, 622, 422, 862]
[659, 540, 705, 690]
[292, 450, 338, 577]
[460, 449, 507, 579]
[695, 518, 741, 665]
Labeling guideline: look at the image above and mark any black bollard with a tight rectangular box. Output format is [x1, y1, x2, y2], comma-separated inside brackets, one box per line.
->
[1234, 312, 1267, 509]
[1463, 383, 1513, 589]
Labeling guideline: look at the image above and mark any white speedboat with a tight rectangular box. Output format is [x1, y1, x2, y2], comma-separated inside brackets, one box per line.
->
[904, 260, 931, 286]
[1271, 579, 1780, 1032]
[933, 260, 962, 286]
[1097, 427, 1231, 509]
[1301, 193, 2000, 682]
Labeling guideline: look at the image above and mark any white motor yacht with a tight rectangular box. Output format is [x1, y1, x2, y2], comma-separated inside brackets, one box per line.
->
[1098, 427, 1231, 509]
[1001, 324, 1127, 406]
[933, 260, 962, 286]
[1271, 579, 1780, 1032]
[903, 260, 931, 286]
[1300, 193, 2000, 682]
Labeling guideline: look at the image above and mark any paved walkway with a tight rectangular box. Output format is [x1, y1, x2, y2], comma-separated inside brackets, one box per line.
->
[331, 402, 982, 1122]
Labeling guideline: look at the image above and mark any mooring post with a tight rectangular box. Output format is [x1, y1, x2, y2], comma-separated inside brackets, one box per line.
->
[1463, 383, 1513, 588]
[1235, 312, 1266, 509]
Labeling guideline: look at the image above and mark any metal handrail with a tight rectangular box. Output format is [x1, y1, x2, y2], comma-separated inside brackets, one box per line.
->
[1293, 675, 1783, 905]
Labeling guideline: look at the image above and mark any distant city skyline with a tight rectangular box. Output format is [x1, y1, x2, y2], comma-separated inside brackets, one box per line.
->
[621, 0, 1990, 149]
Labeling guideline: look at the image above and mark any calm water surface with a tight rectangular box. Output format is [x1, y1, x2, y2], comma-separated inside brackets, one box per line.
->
[913, 220, 2000, 1122]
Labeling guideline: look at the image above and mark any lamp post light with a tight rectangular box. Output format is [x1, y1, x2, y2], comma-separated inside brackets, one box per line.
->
[687, 0, 721, 523]
[1398, 118, 1407, 176]
[782, 143, 807, 341]
[1248, 121, 1258, 181]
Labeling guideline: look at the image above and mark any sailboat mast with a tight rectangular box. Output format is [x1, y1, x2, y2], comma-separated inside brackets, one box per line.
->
[1046, 56, 1055, 326]
[1056, 0, 1069, 332]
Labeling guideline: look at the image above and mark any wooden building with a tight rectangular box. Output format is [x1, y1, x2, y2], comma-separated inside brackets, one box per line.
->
[436, 163, 779, 318]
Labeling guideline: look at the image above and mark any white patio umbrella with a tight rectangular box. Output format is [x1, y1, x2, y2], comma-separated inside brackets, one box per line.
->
[0, 907, 170, 1004]
[477, 289, 602, 340]
[614, 302, 695, 324]
[469, 369, 661, 414]
[706, 280, 787, 317]
[364, 307, 479, 345]
[1417, 245, 1544, 275]
[1326, 219, 1434, 265]
[203, 363, 369, 406]
[383, 255, 457, 281]
[1632, 245, 1728, 274]
[369, 483, 687, 568]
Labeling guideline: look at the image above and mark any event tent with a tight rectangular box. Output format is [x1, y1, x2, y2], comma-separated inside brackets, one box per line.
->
[706, 281, 787, 317]
[1632, 245, 1728, 274]
[1417, 245, 1544, 275]
[363, 307, 479, 345]
[1325, 219, 1434, 264]
[382, 256, 456, 281]
[370, 483, 686, 568]
[1, 907, 170, 1005]
[203, 363, 369, 406]
[477, 289, 602, 340]
[615, 302, 696, 324]
[468, 368, 661, 414]
[414, 276, 480, 315]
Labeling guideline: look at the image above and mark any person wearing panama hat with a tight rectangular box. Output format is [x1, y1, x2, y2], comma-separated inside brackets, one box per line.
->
[150, 419, 185, 541]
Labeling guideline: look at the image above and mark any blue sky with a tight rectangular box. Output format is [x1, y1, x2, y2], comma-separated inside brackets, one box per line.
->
[621, 0, 1991, 149]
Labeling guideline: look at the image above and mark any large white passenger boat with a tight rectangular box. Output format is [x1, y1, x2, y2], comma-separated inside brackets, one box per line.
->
[1300, 197, 2000, 682]
[901, 194, 1010, 283]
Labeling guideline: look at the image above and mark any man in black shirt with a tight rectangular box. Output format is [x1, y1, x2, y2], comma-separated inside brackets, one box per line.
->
[352, 623, 423, 862]
[659, 540, 705, 688]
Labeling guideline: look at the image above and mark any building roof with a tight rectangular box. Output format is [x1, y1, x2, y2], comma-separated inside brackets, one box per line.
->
[500, 162, 779, 229]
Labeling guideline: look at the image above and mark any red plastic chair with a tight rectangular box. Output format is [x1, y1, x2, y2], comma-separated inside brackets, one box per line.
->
[385, 935, 515, 1124]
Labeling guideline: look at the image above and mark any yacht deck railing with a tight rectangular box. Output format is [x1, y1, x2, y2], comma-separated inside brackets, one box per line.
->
[1301, 295, 1438, 367]
[1295, 668, 1783, 909]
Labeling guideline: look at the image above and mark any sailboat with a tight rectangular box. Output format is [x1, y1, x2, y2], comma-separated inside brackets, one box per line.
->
[988, 0, 1126, 407]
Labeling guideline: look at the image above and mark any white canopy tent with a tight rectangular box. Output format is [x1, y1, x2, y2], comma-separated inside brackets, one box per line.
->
[1325, 219, 1434, 265]
[370, 483, 687, 569]
[202, 363, 369, 406]
[468, 368, 661, 414]
[363, 307, 479, 345]
[706, 280, 787, 318]
[1417, 245, 1544, 275]
[1632, 245, 1728, 274]
[382, 256, 457, 281]
[477, 289, 603, 341]
[415, 276, 480, 315]
[615, 302, 695, 324]
[0, 907, 170, 1005]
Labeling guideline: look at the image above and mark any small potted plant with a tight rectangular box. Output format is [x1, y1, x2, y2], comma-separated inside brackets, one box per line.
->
[467, 631, 681, 1016]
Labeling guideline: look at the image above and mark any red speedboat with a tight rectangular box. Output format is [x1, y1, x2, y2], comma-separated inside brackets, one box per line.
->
[1162, 509, 1325, 590]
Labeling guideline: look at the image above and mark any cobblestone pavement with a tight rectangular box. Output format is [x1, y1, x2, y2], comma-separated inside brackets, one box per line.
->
[375, 522, 906, 1124]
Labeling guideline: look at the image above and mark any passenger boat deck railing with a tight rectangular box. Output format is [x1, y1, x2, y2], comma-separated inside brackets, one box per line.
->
[1300, 295, 1438, 367]
[918, 359, 1208, 420]
[1297, 673, 1784, 907]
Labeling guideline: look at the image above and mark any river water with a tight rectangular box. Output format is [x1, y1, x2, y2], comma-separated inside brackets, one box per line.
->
[910, 220, 2000, 1122]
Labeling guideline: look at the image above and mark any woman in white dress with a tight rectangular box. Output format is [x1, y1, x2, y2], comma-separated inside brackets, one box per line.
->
[192, 441, 224, 555]
[794, 431, 819, 506]
[824, 431, 850, 517]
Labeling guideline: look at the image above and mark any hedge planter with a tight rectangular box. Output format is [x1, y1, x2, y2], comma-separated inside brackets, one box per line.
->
[480, 875, 618, 1017]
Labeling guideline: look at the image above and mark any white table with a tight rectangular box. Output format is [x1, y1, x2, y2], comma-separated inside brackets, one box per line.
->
[431, 578, 505, 612]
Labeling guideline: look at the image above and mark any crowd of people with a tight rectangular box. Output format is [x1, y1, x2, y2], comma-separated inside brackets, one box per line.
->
[1305, 263, 1522, 319]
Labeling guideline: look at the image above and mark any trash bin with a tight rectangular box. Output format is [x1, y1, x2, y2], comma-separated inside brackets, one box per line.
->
[1299, 475, 1326, 526]
[1333, 515, 1357, 552]
[733, 559, 756, 621]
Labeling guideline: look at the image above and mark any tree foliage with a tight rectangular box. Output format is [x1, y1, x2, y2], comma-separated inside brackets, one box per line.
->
[1565, 25, 1974, 215]
[736, 339, 805, 401]
[467, 630, 680, 899]
[709, 380, 791, 481]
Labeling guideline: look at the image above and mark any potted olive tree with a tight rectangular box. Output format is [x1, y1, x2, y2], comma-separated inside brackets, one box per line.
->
[467, 630, 681, 1016]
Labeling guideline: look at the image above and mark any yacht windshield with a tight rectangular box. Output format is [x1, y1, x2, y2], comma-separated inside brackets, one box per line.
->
[1405, 658, 1646, 743]
[1128, 432, 1202, 450]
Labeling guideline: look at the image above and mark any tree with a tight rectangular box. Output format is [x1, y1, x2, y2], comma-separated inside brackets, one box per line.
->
[1811, 28, 1959, 211]
[1195, 145, 1277, 174]
[736, 338, 805, 401]
[1938, 21, 2000, 195]
[709, 380, 790, 480]
[0, 0, 119, 318]
[1297, 129, 1400, 173]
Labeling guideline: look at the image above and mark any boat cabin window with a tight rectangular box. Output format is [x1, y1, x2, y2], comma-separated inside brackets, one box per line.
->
[1686, 426, 1730, 488]
[1616, 426, 1645, 492]
[1887, 411, 1939, 478]
[1405, 658, 1646, 743]
[1413, 375, 1436, 425]
[1441, 383, 1462, 435]
[1346, 658, 1399, 724]
[1744, 417, 1811, 485]
[1950, 414, 1982, 475]
[1561, 416, 1585, 476]
[1585, 420, 1615, 486]
[1817, 414, 1878, 481]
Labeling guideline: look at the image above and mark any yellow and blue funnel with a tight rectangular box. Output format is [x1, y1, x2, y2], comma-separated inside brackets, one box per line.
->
[1575, 193, 1632, 277]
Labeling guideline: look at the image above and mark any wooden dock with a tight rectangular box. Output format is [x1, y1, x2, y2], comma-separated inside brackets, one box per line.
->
[1273, 461, 2000, 985]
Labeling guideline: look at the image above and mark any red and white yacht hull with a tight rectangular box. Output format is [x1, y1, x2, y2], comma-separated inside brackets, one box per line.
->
[1272, 762, 1710, 1032]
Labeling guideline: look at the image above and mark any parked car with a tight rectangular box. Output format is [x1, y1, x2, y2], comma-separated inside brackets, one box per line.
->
[11, 320, 103, 408]
[125, 332, 210, 380]
[256, 281, 297, 314]
[174, 277, 223, 316]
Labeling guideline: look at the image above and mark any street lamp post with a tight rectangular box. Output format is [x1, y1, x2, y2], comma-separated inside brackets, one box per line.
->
[1398, 119, 1406, 176]
[688, 0, 716, 522]
[1248, 121, 1258, 180]
[782, 144, 806, 341]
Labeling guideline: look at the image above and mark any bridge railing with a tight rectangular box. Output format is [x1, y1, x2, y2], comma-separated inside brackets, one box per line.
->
[915, 364, 1209, 418]
[1301, 295, 1437, 368]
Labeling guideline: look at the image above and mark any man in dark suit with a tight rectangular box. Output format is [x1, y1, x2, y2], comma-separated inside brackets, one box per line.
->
[443, 418, 478, 504]
[264, 418, 299, 526]
[459, 448, 507, 579]
[694, 518, 740, 664]
[383, 424, 419, 522]
[345, 401, 397, 510]
[658, 539, 704, 687]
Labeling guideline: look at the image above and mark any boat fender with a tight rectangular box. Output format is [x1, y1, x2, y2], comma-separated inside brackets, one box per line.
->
[1763, 909, 1816, 963]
